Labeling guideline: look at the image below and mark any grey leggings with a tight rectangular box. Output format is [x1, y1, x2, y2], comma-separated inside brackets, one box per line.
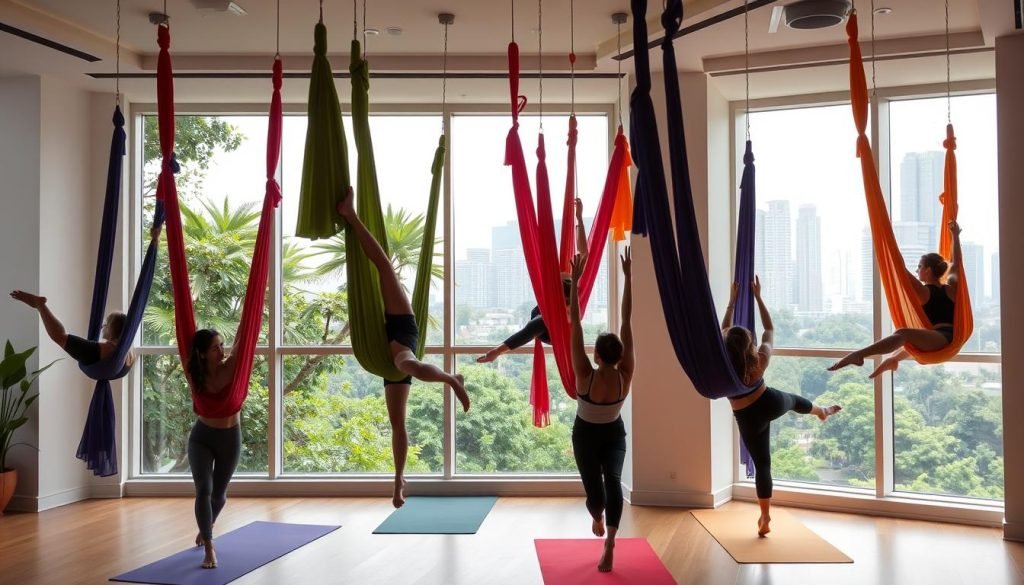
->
[733, 387, 812, 499]
[187, 420, 241, 542]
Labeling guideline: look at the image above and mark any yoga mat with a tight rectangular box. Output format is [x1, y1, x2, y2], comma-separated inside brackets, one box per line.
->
[534, 539, 676, 585]
[691, 509, 852, 564]
[372, 496, 497, 534]
[111, 521, 340, 585]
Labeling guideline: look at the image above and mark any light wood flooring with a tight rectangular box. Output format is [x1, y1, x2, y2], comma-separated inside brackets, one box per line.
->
[1, 497, 1022, 584]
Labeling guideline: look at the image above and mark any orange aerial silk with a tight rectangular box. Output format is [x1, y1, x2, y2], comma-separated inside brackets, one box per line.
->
[847, 12, 972, 363]
[609, 142, 633, 242]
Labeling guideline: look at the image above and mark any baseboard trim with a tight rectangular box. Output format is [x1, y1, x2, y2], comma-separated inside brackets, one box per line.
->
[623, 487, 717, 508]
[125, 478, 586, 498]
[89, 482, 124, 499]
[1004, 521, 1024, 542]
[36, 485, 93, 512]
[6, 494, 40, 513]
[711, 484, 733, 507]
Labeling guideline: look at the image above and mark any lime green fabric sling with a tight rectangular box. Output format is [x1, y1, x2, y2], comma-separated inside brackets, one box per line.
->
[296, 30, 442, 380]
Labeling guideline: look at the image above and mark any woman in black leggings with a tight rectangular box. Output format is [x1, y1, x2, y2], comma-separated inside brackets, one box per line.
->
[723, 276, 841, 536]
[568, 248, 633, 573]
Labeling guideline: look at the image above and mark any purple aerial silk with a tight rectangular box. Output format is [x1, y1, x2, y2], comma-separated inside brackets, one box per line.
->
[76, 105, 165, 477]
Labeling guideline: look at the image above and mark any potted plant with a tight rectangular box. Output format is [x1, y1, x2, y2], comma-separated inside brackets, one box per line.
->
[1, 341, 56, 514]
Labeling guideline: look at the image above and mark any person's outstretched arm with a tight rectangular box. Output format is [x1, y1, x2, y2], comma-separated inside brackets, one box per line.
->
[752, 276, 774, 362]
[574, 197, 588, 266]
[569, 254, 593, 378]
[10, 290, 68, 348]
[946, 220, 963, 296]
[618, 247, 634, 378]
[721, 282, 739, 333]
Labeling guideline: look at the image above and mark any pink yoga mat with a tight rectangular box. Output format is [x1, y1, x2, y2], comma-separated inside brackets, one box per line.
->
[534, 539, 676, 585]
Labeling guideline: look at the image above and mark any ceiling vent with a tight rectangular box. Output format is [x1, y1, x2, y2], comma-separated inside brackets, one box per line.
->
[783, 0, 851, 30]
[190, 0, 247, 16]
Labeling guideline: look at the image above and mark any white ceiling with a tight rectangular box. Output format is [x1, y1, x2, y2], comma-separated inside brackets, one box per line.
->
[0, 0, 1008, 103]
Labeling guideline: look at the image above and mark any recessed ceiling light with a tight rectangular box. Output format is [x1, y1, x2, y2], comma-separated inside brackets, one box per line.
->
[364, 28, 380, 36]
[386, 26, 403, 36]
[873, 7, 893, 15]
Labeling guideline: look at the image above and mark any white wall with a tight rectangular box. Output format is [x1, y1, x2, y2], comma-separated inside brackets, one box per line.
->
[35, 77, 101, 508]
[0, 77, 42, 507]
[995, 31, 1024, 541]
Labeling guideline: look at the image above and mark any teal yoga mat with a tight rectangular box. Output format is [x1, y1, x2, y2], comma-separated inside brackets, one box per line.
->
[372, 496, 498, 534]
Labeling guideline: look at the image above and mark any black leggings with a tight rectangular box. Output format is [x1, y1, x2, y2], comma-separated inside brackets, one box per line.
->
[188, 420, 241, 542]
[733, 387, 813, 499]
[572, 416, 627, 528]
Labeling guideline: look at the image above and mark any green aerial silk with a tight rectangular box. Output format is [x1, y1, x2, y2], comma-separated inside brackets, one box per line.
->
[346, 39, 444, 379]
[295, 21, 347, 240]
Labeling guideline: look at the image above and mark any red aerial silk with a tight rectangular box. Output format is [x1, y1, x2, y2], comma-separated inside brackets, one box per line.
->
[846, 13, 972, 363]
[505, 41, 632, 426]
[159, 23, 282, 417]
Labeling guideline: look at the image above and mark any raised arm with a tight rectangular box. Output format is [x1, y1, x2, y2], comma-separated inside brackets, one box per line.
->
[569, 254, 593, 378]
[752, 276, 774, 356]
[945, 220, 963, 295]
[618, 247, 634, 378]
[574, 197, 588, 265]
[721, 282, 739, 333]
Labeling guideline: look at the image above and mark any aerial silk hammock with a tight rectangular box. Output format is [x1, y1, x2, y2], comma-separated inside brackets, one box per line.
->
[505, 24, 633, 426]
[160, 21, 282, 414]
[846, 12, 972, 361]
[75, 106, 166, 477]
[294, 17, 441, 380]
[629, 0, 760, 400]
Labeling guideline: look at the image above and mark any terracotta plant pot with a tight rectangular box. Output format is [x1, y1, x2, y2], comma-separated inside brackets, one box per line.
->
[0, 468, 16, 514]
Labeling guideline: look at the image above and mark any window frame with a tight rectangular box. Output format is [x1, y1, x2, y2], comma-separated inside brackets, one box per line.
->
[126, 101, 618, 490]
[727, 81, 1003, 521]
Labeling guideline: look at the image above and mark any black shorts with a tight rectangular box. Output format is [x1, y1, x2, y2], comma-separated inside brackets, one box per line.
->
[64, 334, 101, 364]
[935, 325, 954, 344]
[384, 313, 419, 387]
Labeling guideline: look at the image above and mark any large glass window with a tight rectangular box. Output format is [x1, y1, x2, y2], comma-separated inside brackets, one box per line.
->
[137, 111, 613, 477]
[743, 93, 1002, 502]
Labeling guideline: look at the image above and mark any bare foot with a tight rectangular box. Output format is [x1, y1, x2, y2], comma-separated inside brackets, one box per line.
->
[870, 356, 900, 379]
[816, 404, 842, 421]
[598, 541, 614, 572]
[9, 290, 45, 308]
[827, 353, 863, 371]
[451, 374, 470, 412]
[591, 515, 605, 537]
[201, 542, 217, 569]
[195, 531, 203, 547]
[336, 186, 355, 220]
[392, 477, 407, 509]
[758, 514, 771, 537]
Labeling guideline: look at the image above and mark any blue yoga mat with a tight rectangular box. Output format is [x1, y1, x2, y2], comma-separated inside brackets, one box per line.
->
[111, 521, 340, 585]
[373, 496, 498, 534]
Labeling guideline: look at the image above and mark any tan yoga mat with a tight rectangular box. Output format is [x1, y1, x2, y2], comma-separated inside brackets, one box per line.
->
[691, 509, 853, 564]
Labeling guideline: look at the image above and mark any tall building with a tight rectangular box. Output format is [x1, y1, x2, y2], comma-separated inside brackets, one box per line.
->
[962, 241, 985, 307]
[899, 151, 944, 235]
[795, 205, 823, 312]
[755, 209, 766, 278]
[992, 252, 1001, 304]
[455, 248, 491, 309]
[861, 225, 873, 303]
[763, 200, 794, 310]
[893, 222, 932, 271]
[491, 222, 531, 309]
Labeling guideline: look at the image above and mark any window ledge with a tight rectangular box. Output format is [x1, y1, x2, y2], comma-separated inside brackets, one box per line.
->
[732, 482, 1004, 528]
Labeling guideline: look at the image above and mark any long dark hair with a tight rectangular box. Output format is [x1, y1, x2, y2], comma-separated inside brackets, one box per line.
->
[724, 326, 758, 384]
[188, 329, 220, 392]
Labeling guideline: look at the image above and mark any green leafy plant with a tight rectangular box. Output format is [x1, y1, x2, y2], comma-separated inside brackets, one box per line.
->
[0, 342, 57, 471]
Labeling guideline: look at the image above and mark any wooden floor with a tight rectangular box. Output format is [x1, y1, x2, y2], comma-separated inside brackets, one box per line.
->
[2, 497, 1023, 584]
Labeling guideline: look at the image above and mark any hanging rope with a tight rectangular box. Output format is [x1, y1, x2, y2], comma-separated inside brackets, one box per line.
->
[441, 15, 450, 134]
[319, 0, 323, 24]
[352, 0, 357, 39]
[945, 0, 951, 122]
[511, 0, 516, 43]
[275, 0, 280, 57]
[870, 0, 877, 98]
[744, 0, 750, 139]
[363, 0, 368, 58]
[115, 0, 120, 104]
[616, 16, 623, 127]
[538, 0, 543, 130]
[569, 0, 575, 115]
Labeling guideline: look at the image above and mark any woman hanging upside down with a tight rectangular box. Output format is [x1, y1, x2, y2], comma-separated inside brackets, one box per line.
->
[829, 220, 963, 377]
[9, 223, 162, 375]
[338, 187, 469, 508]
[568, 248, 633, 573]
[477, 197, 588, 363]
[723, 276, 841, 537]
